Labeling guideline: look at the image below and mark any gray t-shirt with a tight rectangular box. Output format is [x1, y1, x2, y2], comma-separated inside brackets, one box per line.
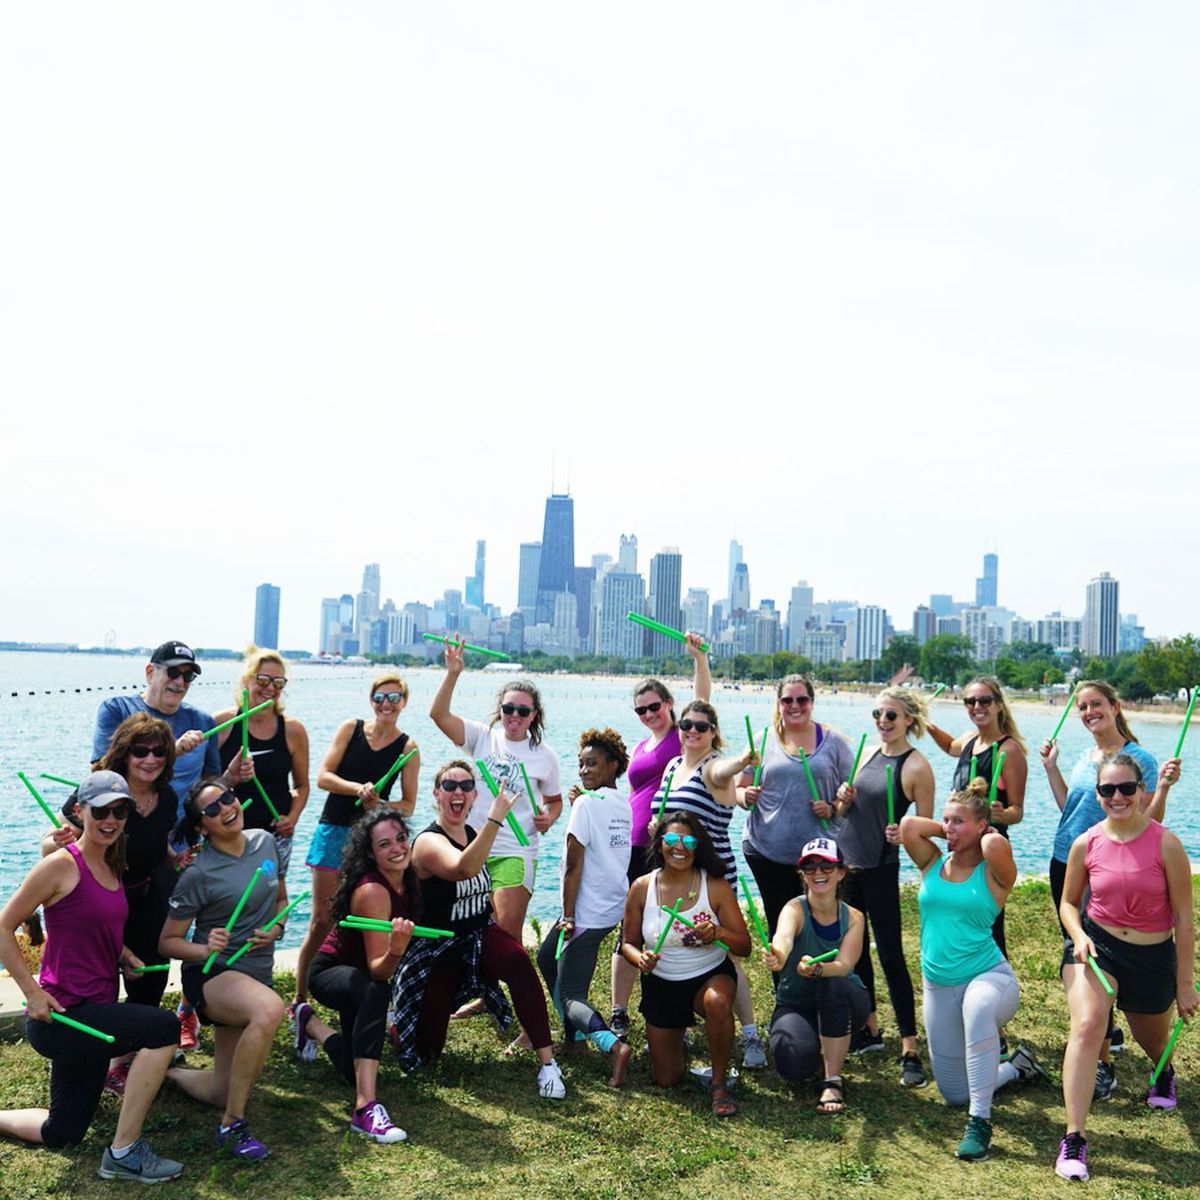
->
[167, 829, 279, 984]
[741, 726, 853, 865]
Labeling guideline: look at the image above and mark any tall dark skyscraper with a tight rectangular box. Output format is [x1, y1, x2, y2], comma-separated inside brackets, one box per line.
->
[465, 540, 486, 607]
[536, 493, 575, 623]
[975, 553, 998, 608]
[254, 583, 280, 648]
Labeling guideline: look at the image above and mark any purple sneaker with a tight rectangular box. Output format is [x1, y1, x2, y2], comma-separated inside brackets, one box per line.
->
[216, 1119, 270, 1160]
[1055, 1132, 1088, 1181]
[292, 1001, 318, 1063]
[350, 1101, 407, 1144]
[1148, 1067, 1178, 1110]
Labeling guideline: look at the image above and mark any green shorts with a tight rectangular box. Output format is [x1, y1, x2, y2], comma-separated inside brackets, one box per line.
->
[486, 854, 536, 894]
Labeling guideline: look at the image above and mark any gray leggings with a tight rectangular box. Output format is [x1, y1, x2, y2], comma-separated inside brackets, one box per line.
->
[536, 924, 617, 1044]
[923, 961, 1020, 1119]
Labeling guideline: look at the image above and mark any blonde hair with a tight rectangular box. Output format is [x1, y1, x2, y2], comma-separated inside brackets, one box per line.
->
[240, 645, 288, 712]
[370, 671, 409, 700]
[875, 688, 928, 740]
[947, 776, 991, 821]
[965, 675, 1026, 751]
[1076, 679, 1139, 746]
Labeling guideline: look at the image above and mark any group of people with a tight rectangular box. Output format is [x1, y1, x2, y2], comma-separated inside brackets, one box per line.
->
[0, 636, 1194, 1186]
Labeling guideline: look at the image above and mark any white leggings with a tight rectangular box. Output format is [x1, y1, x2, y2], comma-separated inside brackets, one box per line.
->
[923, 961, 1020, 1119]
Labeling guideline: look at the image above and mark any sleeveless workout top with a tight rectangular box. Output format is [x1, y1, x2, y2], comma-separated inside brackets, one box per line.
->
[628, 728, 682, 848]
[657, 755, 735, 881]
[839, 748, 915, 869]
[219, 708, 293, 829]
[320, 868, 414, 968]
[1085, 821, 1172, 933]
[775, 897, 866, 1008]
[40, 843, 128, 1008]
[414, 823, 492, 934]
[318, 721, 407, 827]
[918, 857, 1002, 987]
[952, 735, 1012, 838]
[641, 869, 728, 981]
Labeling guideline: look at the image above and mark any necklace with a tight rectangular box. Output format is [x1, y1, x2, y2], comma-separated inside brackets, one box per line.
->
[662, 868, 699, 904]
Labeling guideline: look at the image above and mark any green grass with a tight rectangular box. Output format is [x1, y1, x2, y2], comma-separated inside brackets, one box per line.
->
[3, 880, 1200, 1198]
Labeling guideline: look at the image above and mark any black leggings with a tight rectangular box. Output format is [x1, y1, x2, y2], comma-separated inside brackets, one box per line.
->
[769, 982, 872, 1084]
[121, 873, 173, 1009]
[308, 952, 390, 1082]
[840, 864, 918, 1039]
[24, 1003, 179, 1148]
[743, 851, 804, 937]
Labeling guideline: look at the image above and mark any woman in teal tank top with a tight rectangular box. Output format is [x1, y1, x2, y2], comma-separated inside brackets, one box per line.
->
[902, 778, 1045, 1163]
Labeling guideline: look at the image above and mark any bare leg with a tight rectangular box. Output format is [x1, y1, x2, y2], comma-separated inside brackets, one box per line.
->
[732, 958, 755, 1028]
[294, 868, 338, 1003]
[608, 1041, 632, 1087]
[698, 976, 736, 1091]
[353, 1059, 381, 1113]
[491, 886, 530, 942]
[611, 952, 636, 1011]
[1062, 962, 1113, 1135]
[1125, 1009, 1174, 1073]
[646, 1025, 687, 1087]
[0, 1109, 49, 1143]
[112, 1044, 175, 1148]
[818, 1032, 852, 1080]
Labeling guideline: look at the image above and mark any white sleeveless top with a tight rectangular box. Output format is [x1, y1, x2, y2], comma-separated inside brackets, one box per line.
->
[641, 868, 728, 980]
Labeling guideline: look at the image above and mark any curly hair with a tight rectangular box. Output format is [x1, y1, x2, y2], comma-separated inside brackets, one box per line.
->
[647, 811, 727, 878]
[578, 727, 630, 779]
[97, 713, 176, 794]
[329, 810, 419, 928]
[487, 679, 546, 746]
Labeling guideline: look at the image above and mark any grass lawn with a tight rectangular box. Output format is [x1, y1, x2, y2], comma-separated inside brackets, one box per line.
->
[2, 879, 1198, 1199]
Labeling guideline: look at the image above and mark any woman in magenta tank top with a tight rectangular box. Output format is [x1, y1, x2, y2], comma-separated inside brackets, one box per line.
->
[0, 771, 183, 1181]
[610, 632, 710, 1038]
[1054, 753, 1196, 1182]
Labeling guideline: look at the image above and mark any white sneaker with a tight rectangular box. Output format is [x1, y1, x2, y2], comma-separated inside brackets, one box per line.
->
[537, 1060, 567, 1100]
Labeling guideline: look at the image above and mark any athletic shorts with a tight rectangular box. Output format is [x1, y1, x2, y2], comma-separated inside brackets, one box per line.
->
[1061, 915, 1177, 1014]
[306, 822, 352, 873]
[639, 957, 736, 1030]
[486, 854, 536, 893]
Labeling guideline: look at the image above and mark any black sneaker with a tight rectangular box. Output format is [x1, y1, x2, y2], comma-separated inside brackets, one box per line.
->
[609, 1008, 629, 1039]
[1093, 1059, 1117, 1101]
[899, 1053, 927, 1088]
[850, 1026, 885, 1055]
[1109, 1026, 1125, 1054]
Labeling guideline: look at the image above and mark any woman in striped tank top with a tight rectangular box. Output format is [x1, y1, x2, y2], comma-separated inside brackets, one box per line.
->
[647, 700, 763, 1068]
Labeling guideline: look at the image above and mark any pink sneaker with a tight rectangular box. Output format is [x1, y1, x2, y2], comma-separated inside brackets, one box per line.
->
[103, 1061, 129, 1098]
[1147, 1067, 1178, 1110]
[1054, 1132, 1088, 1181]
[177, 1005, 199, 1052]
[350, 1101, 407, 1144]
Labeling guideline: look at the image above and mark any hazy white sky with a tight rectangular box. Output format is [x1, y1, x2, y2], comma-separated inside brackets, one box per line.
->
[2, 3, 1196, 650]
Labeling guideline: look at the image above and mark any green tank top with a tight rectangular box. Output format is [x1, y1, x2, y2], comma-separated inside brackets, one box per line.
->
[917, 857, 1002, 986]
[775, 897, 865, 1007]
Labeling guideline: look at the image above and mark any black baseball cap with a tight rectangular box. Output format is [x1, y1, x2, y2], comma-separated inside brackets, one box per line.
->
[149, 641, 201, 675]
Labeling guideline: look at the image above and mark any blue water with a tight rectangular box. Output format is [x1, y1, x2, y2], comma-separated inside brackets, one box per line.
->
[2, 651, 1196, 947]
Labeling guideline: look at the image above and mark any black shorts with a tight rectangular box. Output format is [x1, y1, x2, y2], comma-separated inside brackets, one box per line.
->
[639, 958, 736, 1030]
[180, 962, 268, 1026]
[1060, 916, 1177, 1015]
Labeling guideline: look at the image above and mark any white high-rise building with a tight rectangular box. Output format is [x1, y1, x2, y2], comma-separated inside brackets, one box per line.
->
[618, 534, 638, 575]
[786, 581, 814, 651]
[595, 572, 646, 658]
[727, 539, 743, 606]
[683, 588, 710, 638]
[1037, 612, 1083, 653]
[1083, 572, 1119, 657]
[853, 605, 887, 661]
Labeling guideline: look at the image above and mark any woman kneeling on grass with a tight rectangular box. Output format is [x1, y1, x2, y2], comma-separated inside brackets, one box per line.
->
[293, 809, 417, 1144]
[0, 772, 183, 1183]
[1054, 753, 1196, 1183]
[901, 778, 1045, 1163]
[763, 837, 868, 1115]
[621, 813, 751, 1117]
[160, 777, 288, 1161]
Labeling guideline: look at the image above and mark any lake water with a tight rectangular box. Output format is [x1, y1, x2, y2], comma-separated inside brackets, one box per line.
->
[2, 651, 1195, 948]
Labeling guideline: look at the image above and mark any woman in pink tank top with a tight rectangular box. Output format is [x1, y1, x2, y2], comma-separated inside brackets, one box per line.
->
[1055, 752, 1196, 1183]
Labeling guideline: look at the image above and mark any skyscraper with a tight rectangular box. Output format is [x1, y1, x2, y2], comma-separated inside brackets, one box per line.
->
[647, 549, 683, 657]
[683, 588, 710, 638]
[1083, 572, 1119, 657]
[536, 494, 575, 624]
[254, 583, 280, 648]
[618, 534, 638, 575]
[360, 564, 381, 621]
[730, 562, 751, 616]
[465, 540, 486, 608]
[319, 597, 340, 654]
[595, 572, 645, 658]
[518, 542, 541, 618]
[728, 540, 743, 604]
[854, 605, 887, 662]
[573, 565, 596, 644]
[786, 581, 814, 651]
[975, 553, 998, 608]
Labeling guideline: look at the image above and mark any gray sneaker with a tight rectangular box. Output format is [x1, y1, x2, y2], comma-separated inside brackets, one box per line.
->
[741, 1032, 767, 1069]
[1093, 1058, 1117, 1100]
[99, 1138, 184, 1183]
[1008, 1043, 1049, 1084]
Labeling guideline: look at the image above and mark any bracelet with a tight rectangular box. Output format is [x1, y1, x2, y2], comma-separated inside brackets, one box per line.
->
[487, 817, 503, 827]
[812, 963, 824, 977]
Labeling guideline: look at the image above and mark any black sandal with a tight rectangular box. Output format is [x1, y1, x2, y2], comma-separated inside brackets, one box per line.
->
[816, 1076, 845, 1115]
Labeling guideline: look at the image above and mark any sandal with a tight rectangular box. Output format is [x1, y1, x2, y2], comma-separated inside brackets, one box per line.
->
[816, 1076, 845, 1115]
[709, 1084, 739, 1118]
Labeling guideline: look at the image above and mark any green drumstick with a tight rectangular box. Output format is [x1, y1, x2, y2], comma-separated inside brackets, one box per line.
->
[1049, 683, 1080, 744]
[203, 863, 271, 973]
[663, 905, 729, 952]
[474, 761, 530, 847]
[201, 700, 274, 740]
[655, 769, 676, 821]
[17, 772, 62, 829]
[653, 898, 684, 954]
[339, 917, 453, 938]
[625, 612, 709, 653]
[519, 761, 541, 816]
[39, 773, 79, 788]
[804, 948, 839, 966]
[241, 689, 250, 756]
[422, 633, 507, 659]
[753, 726, 768, 787]
[886, 764, 895, 826]
[1086, 955, 1115, 997]
[1150, 983, 1200, 1085]
[989, 751, 1007, 806]
[48, 1011, 115, 1043]
[738, 875, 770, 949]
[848, 733, 867, 786]
[225, 890, 310, 966]
[796, 747, 828, 832]
[929, 683, 946, 699]
[129, 963, 170, 973]
[358, 747, 416, 804]
[555, 928, 568, 961]
[1174, 686, 1198, 759]
[744, 714, 756, 754]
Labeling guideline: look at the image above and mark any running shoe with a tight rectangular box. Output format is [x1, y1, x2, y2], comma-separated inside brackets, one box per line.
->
[1093, 1059, 1117, 1101]
[741, 1032, 767, 1070]
[955, 1116, 992, 1162]
[609, 1007, 629, 1039]
[1147, 1067, 1178, 1111]
[1054, 1132, 1088, 1181]
[177, 1004, 199, 1053]
[1109, 1025, 1125, 1053]
[291, 1001, 318, 1063]
[850, 1026, 885, 1055]
[103, 1061, 130, 1098]
[216, 1119, 269, 1161]
[899, 1053, 927, 1088]
[350, 1101, 407, 1144]
[537, 1060, 567, 1100]
[1008, 1043, 1049, 1084]
[99, 1137, 184, 1183]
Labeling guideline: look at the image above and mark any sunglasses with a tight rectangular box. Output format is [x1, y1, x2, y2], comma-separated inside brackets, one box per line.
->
[799, 860, 835, 875]
[963, 696, 996, 709]
[634, 701, 664, 717]
[678, 718, 713, 733]
[872, 709, 899, 722]
[1097, 781, 1140, 798]
[253, 674, 287, 691]
[501, 703, 534, 718]
[372, 691, 405, 705]
[128, 743, 167, 760]
[439, 778, 477, 793]
[662, 833, 698, 850]
[198, 790, 240, 819]
[89, 802, 130, 821]
[165, 665, 199, 682]
[780, 695, 813, 707]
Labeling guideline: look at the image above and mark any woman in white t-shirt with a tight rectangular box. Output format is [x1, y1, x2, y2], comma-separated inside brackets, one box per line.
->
[430, 639, 562, 944]
[536, 728, 633, 1087]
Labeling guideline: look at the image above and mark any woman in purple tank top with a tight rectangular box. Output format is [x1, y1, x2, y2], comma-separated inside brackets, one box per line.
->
[0, 771, 183, 1181]
[609, 632, 710, 1038]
